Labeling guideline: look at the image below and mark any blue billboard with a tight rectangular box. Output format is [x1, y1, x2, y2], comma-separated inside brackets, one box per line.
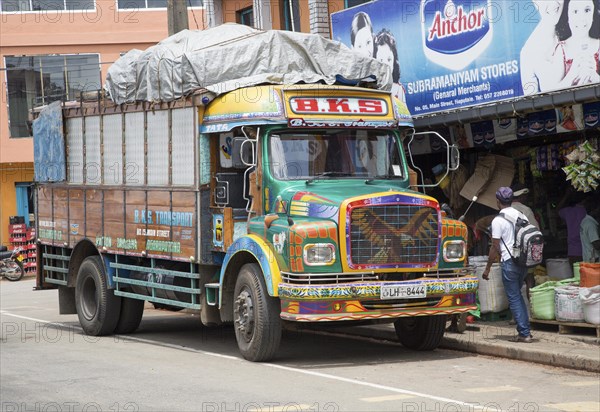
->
[331, 0, 600, 116]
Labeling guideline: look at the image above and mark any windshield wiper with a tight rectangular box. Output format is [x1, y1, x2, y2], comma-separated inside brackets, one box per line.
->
[365, 174, 395, 184]
[305, 171, 351, 184]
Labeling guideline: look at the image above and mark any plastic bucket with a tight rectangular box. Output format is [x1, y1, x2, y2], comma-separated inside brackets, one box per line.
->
[580, 263, 600, 288]
[573, 262, 581, 280]
[546, 259, 573, 280]
[555, 286, 584, 322]
[530, 281, 558, 320]
[579, 285, 600, 325]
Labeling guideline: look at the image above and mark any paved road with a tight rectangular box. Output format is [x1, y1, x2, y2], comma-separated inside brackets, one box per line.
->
[1, 279, 599, 412]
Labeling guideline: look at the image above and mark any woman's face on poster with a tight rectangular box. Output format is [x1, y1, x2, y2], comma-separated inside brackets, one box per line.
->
[376, 44, 395, 69]
[353, 26, 373, 57]
[534, 0, 564, 24]
[568, 0, 594, 36]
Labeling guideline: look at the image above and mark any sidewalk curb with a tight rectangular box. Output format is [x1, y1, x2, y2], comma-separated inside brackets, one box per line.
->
[319, 324, 600, 374]
[440, 336, 600, 373]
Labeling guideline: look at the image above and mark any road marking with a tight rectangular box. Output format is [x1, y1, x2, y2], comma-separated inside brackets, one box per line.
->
[562, 381, 599, 387]
[247, 405, 312, 412]
[545, 402, 600, 411]
[360, 394, 415, 402]
[465, 385, 522, 393]
[0, 310, 490, 411]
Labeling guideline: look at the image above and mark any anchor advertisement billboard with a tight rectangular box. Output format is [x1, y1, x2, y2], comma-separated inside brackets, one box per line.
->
[331, 0, 600, 116]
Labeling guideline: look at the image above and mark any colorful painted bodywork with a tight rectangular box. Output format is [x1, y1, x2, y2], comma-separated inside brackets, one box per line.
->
[218, 234, 283, 300]
[208, 84, 475, 322]
[279, 278, 477, 322]
[241, 190, 476, 322]
[200, 85, 413, 133]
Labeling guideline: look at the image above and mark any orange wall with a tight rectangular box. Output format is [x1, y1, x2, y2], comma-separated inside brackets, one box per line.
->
[223, 0, 253, 22]
[0, 163, 34, 247]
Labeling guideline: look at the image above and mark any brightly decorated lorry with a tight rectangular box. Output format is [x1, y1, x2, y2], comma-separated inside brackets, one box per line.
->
[33, 25, 477, 361]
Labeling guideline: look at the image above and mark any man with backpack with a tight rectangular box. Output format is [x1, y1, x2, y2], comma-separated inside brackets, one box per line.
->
[482, 187, 534, 343]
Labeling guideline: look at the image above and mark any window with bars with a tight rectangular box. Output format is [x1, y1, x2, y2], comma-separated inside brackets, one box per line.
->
[237, 6, 253, 27]
[282, 0, 300, 32]
[116, 0, 202, 9]
[0, 0, 94, 12]
[4, 54, 101, 138]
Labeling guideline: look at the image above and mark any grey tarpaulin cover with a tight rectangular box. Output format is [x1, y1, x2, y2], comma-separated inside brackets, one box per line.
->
[104, 23, 392, 104]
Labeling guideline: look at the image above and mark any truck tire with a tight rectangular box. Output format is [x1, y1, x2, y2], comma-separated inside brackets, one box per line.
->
[233, 263, 282, 362]
[75, 256, 122, 336]
[394, 315, 447, 351]
[114, 297, 144, 334]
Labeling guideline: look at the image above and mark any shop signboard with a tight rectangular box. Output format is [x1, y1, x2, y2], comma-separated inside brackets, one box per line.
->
[331, 0, 600, 117]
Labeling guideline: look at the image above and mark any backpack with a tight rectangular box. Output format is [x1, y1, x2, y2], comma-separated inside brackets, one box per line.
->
[498, 211, 544, 268]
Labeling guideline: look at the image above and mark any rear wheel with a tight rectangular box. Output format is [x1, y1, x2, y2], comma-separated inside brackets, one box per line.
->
[394, 315, 447, 351]
[3, 260, 24, 281]
[75, 256, 122, 336]
[233, 263, 282, 362]
[114, 297, 145, 334]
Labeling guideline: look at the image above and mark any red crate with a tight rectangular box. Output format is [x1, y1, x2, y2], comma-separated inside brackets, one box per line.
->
[9, 237, 27, 244]
[9, 224, 27, 231]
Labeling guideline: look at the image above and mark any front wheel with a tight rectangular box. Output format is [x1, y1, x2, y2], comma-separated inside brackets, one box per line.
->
[233, 263, 282, 362]
[75, 256, 122, 336]
[3, 259, 24, 281]
[394, 315, 447, 351]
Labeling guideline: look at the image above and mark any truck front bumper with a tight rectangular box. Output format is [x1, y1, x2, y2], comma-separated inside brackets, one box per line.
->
[278, 276, 478, 322]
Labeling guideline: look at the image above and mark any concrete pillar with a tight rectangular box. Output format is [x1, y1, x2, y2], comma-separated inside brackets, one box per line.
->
[203, 0, 223, 29]
[308, 0, 330, 38]
[167, 0, 190, 36]
[253, 0, 273, 30]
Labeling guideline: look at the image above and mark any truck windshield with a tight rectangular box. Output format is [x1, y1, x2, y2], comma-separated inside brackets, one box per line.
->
[269, 129, 404, 181]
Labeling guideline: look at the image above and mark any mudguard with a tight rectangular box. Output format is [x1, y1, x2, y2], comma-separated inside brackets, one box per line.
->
[219, 234, 283, 306]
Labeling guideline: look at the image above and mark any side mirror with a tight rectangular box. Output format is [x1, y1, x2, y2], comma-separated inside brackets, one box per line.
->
[232, 137, 255, 168]
[449, 145, 460, 171]
[406, 131, 460, 188]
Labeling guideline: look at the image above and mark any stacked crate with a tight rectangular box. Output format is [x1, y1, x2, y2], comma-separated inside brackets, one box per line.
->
[9, 223, 36, 276]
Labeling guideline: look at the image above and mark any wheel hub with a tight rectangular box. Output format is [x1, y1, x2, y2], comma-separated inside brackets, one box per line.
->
[234, 289, 255, 342]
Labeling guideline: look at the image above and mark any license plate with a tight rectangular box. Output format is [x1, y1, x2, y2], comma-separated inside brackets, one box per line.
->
[380, 284, 426, 300]
[16, 255, 24, 262]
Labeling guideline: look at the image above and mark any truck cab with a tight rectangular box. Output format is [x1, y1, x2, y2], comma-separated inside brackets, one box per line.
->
[204, 85, 477, 360]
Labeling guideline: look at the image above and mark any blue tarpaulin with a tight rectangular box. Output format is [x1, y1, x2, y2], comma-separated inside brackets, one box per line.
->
[33, 101, 66, 182]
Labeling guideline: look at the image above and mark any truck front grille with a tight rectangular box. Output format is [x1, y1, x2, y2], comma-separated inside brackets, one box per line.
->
[349, 204, 438, 267]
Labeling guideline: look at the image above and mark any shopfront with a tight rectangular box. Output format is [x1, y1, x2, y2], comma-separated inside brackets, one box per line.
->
[331, 0, 600, 261]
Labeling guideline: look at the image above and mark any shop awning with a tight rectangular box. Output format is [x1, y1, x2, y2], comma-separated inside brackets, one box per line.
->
[413, 86, 600, 129]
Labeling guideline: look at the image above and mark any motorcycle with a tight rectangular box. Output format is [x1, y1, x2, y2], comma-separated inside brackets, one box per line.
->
[0, 245, 25, 281]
